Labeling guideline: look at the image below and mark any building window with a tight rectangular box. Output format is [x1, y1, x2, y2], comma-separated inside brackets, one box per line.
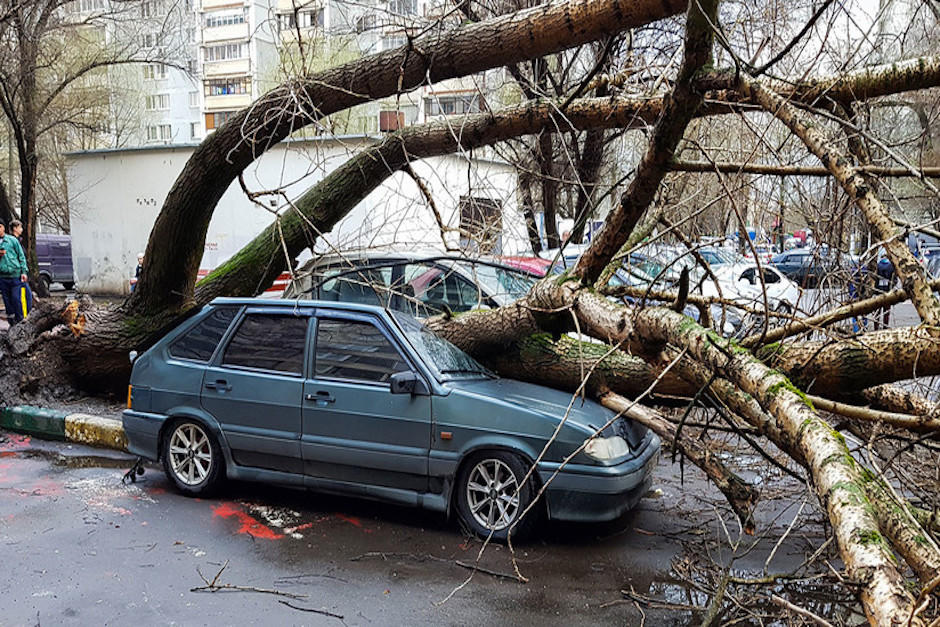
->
[276, 7, 323, 31]
[355, 13, 377, 33]
[204, 77, 250, 96]
[205, 110, 237, 130]
[459, 196, 502, 254]
[388, 0, 416, 15]
[190, 122, 200, 139]
[187, 59, 198, 74]
[142, 64, 167, 80]
[205, 11, 246, 28]
[141, 0, 159, 18]
[424, 92, 483, 117]
[189, 91, 199, 107]
[204, 43, 246, 62]
[382, 34, 407, 50]
[186, 27, 196, 43]
[145, 125, 171, 141]
[144, 94, 170, 110]
[74, 0, 105, 12]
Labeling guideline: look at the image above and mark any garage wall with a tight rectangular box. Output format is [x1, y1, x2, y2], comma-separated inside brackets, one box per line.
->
[67, 137, 524, 294]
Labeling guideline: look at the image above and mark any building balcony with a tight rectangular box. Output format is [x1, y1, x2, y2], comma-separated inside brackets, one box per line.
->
[205, 93, 252, 110]
[203, 58, 251, 77]
[201, 0, 244, 10]
[203, 23, 249, 43]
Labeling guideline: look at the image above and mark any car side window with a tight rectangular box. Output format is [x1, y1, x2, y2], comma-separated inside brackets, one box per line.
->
[168, 307, 237, 362]
[315, 318, 409, 383]
[222, 314, 309, 375]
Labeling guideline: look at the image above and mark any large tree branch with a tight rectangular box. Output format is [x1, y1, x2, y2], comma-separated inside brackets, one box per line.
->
[572, 0, 718, 284]
[131, 0, 687, 313]
[632, 307, 928, 625]
[738, 75, 940, 326]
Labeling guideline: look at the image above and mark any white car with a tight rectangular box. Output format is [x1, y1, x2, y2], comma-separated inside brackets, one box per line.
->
[699, 263, 800, 314]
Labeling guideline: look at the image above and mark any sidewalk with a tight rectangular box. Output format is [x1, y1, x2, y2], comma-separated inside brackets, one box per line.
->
[0, 405, 126, 451]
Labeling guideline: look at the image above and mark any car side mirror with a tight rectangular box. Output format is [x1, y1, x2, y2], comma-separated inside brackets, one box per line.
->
[389, 371, 428, 395]
[129, 350, 138, 364]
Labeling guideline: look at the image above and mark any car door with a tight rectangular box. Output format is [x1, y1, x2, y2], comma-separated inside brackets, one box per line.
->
[201, 309, 310, 474]
[301, 311, 431, 492]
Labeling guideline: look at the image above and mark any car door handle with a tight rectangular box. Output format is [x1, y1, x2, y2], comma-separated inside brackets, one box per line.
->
[205, 380, 232, 391]
[306, 391, 335, 403]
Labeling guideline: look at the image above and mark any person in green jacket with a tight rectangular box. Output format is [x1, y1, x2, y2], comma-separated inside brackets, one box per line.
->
[0, 220, 30, 323]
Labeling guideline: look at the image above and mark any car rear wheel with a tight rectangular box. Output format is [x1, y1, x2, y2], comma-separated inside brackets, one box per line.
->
[456, 451, 539, 542]
[162, 420, 223, 496]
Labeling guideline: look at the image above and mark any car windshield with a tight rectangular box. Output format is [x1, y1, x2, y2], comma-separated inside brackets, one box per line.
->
[391, 310, 493, 380]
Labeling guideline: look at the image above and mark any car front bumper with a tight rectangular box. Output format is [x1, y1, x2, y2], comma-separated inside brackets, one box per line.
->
[539, 433, 661, 523]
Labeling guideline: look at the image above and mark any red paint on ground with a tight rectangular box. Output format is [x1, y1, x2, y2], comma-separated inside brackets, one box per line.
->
[0, 434, 31, 448]
[212, 502, 282, 540]
[335, 513, 374, 533]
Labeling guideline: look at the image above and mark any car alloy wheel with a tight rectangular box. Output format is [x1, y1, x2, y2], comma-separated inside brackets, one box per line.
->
[169, 423, 213, 485]
[162, 420, 223, 496]
[456, 451, 540, 541]
[465, 457, 520, 531]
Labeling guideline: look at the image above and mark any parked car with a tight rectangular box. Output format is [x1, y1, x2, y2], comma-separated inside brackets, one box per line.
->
[123, 298, 661, 540]
[283, 252, 540, 316]
[498, 255, 553, 276]
[771, 248, 847, 287]
[36, 234, 74, 290]
[743, 244, 774, 265]
[701, 263, 800, 314]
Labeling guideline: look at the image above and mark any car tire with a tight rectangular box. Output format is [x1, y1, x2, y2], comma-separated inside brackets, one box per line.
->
[39, 275, 51, 293]
[455, 451, 540, 542]
[162, 419, 224, 496]
[63, 281, 74, 290]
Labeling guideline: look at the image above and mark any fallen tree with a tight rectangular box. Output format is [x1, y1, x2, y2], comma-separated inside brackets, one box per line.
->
[1, 0, 940, 623]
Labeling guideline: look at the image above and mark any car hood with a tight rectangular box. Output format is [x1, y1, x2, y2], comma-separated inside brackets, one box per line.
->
[444, 377, 615, 432]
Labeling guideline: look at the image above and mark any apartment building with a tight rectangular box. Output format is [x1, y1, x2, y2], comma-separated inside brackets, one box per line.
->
[199, 0, 279, 135]
[271, 0, 490, 135]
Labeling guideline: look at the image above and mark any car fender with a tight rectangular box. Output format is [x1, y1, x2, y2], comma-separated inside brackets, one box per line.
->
[158, 406, 236, 471]
[438, 436, 543, 518]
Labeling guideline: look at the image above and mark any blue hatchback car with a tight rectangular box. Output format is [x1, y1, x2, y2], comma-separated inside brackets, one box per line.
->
[123, 299, 660, 540]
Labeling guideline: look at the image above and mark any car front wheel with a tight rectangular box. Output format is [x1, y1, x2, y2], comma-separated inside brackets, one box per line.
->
[456, 451, 539, 542]
[162, 420, 223, 496]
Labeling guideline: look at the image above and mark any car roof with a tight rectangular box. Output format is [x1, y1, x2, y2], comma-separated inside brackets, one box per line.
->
[208, 297, 398, 318]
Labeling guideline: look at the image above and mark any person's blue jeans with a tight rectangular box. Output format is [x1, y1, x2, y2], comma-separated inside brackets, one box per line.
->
[0, 276, 30, 323]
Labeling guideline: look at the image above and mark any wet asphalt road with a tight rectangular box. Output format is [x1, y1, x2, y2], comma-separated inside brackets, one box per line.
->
[0, 433, 825, 626]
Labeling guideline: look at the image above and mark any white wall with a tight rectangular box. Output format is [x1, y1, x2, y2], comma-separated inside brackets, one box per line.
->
[66, 136, 524, 293]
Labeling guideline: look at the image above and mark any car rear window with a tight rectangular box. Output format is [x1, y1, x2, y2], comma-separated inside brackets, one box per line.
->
[168, 307, 237, 362]
[222, 314, 309, 374]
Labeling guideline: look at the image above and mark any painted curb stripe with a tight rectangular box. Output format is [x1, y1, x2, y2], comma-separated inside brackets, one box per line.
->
[0, 406, 67, 440]
[64, 413, 128, 451]
[1, 406, 127, 451]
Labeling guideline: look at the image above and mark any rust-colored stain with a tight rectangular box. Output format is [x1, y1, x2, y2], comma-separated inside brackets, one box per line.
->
[212, 502, 282, 540]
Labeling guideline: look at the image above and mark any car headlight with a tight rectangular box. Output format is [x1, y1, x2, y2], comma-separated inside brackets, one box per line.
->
[584, 435, 630, 461]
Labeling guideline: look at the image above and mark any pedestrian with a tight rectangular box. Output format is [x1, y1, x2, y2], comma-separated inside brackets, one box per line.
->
[130, 252, 144, 293]
[0, 221, 30, 324]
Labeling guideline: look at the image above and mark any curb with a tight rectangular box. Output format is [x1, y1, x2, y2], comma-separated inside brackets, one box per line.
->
[0, 406, 127, 451]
